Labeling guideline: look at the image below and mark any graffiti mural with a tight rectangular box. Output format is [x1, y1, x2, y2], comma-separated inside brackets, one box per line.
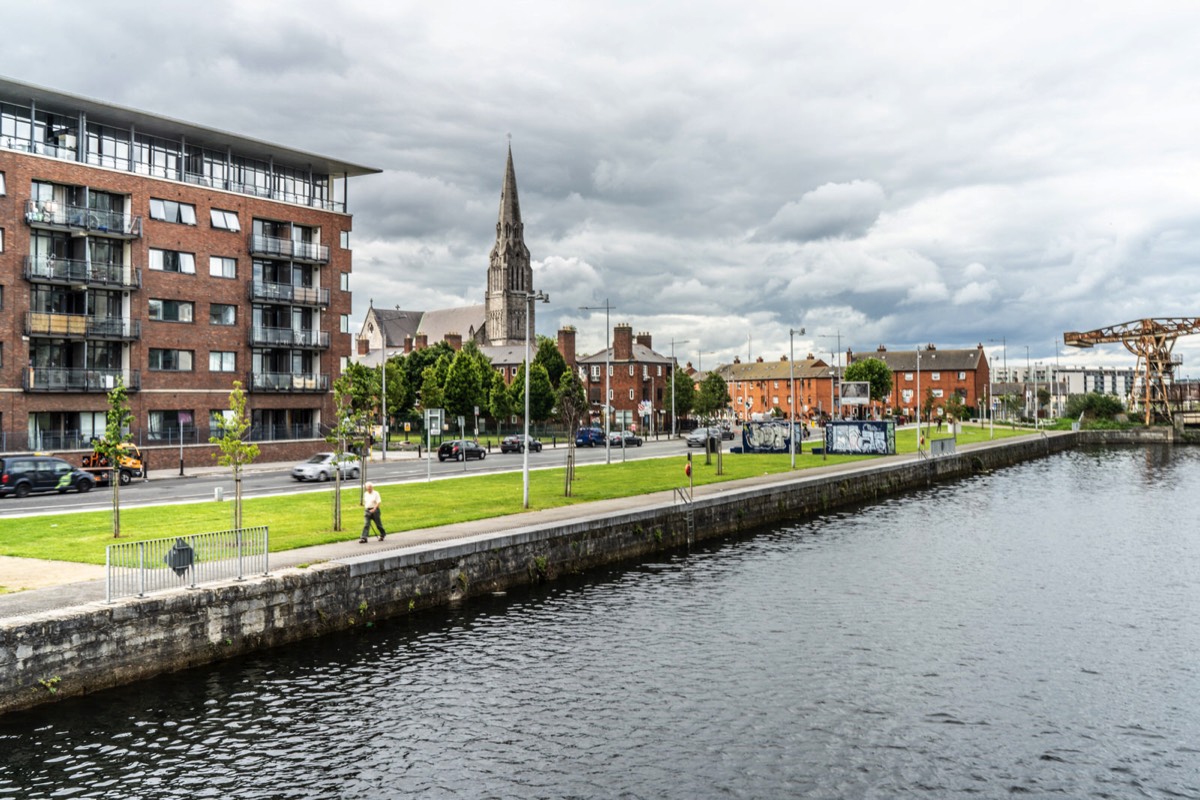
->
[824, 420, 895, 455]
[736, 421, 807, 453]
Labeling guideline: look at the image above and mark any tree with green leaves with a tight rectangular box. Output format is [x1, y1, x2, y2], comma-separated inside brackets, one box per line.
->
[444, 348, 484, 419]
[489, 378, 516, 433]
[694, 371, 729, 423]
[92, 378, 133, 537]
[511, 362, 555, 424]
[419, 358, 447, 412]
[670, 367, 696, 430]
[210, 380, 260, 530]
[534, 335, 568, 389]
[327, 378, 368, 531]
[1065, 392, 1124, 421]
[555, 368, 588, 496]
[842, 357, 893, 405]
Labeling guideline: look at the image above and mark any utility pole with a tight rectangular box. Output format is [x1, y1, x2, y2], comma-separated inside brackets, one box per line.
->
[579, 300, 614, 464]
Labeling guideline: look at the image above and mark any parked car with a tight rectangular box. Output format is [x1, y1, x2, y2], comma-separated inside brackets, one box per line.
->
[686, 427, 725, 448]
[291, 452, 361, 482]
[609, 430, 643, 447]
[575, 427, 606, 447]
[500, 434, 542, 453]
[438, 439, 487, 461]
[0, 455, 95, 497]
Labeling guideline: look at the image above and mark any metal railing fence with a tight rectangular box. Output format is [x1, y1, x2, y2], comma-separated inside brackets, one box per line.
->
[105, 526, 269, 602]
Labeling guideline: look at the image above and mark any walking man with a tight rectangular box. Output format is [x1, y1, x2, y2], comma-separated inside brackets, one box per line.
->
[360, 482, 386, 543]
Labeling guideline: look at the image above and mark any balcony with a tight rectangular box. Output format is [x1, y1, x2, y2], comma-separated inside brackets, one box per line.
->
[249, 281, 330, 307]
[23, 257, 141, 289]
[23, 367, 141, 393]
[25, 200, 142, 239]
[248, 234, 329, 264]
[25, 312, 141, 340]
[247, 372, 330, 393]
[249, 326, 330, 349]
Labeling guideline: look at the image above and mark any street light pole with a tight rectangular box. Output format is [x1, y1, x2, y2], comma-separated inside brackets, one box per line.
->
[579, 300, 613, 464]
[523, 290, 550, 508]
[789, 327, 805, 469]
[669, 337, 690, 438]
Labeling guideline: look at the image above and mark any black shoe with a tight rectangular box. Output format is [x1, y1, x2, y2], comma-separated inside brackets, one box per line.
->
[378, 533, 386, 541]
[358, 538, 368, 544]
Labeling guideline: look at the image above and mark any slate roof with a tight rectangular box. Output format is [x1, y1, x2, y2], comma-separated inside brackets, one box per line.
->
[577, 343, 673, 366]
[714, 358, 832, 381]
[848, 347, 987, 372]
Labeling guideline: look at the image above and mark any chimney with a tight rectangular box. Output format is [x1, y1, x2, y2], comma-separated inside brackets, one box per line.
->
[415, 333, 428, 350]
[558, 326, 577, 368]
[404, 335, 413, 354]
[756, 356, 764, 362]
[356, 338, 369, 356]
[733, 356, 741, 364]
[877, 344, 887, 352]
[444, 332, 462, 351]
[780, 354, 788, 361]
[613, 323, 634, 360]
[926, 343, 936, 350]
[635, 331, 652, 350]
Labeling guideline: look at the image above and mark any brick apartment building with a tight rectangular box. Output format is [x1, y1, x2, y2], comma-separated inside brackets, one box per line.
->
[577, 324, 674, 433]
[846, 344, 990, 418]
[714, 355, 834, 423]
[0, 76, 378, 463]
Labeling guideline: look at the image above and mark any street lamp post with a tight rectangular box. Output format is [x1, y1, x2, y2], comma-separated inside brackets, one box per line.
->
[522, 290, 550, 508]
[818, 331, 842, 421]
[789, 327, 805, 469]
[670, 337, 690, 438]
[579, 300, 613, 464]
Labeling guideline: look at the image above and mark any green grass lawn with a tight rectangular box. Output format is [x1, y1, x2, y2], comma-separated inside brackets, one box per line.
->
[0, 423, 1031, 565]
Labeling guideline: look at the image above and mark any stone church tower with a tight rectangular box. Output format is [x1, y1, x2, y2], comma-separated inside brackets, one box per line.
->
[485, 144, 534, 346]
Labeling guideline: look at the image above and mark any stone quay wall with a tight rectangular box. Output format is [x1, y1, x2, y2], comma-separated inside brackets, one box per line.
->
[0, 431, 1091, 716]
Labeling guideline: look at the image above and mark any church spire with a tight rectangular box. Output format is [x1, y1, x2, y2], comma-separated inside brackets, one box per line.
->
[485, 141, 534, 346]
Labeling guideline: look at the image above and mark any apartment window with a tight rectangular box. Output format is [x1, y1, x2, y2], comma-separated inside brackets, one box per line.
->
[340, 230, 350, 249]
[149, 349, 193, 371]
[148, 299, 193, 322]
[149, 249, 196, 274]
[591, 365, 600, 379]
[958, 371, 966, 380]
[209, 351, 236, 372]
[629, 389, 635, 400]
[628, 365, 635, 376]
[210, 256, 236, 278]
[149, 410, 194, 439]
[608, 365, 613, 377]
[773, 396, 779, 405]
[340, 314, 350, 333]
[0, 171, 5, 194]
[608, 389, 613, 400]
[902, 389, 913, 402]
[774, 381, 779, 389]
[149, 198, 197, 225]
[340, 272, 350, 292]
[210, 209, 241, 231]
[657, 365, 662, 376]
[340, 356, 349, 373]
[0, 228, 4, 252]
[932, 389, 944, 398]
[931, 372, 940, 381]
[210, 303, 236, 325]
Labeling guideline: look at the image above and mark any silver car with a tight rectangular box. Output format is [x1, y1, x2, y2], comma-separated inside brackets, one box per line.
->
[291, 452, 362, 481]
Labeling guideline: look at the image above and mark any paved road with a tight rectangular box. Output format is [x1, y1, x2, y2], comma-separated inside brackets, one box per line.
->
[0, 436, 694, 518]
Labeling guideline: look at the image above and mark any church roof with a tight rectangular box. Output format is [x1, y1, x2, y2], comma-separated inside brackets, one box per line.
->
[417, 305, 486, 343]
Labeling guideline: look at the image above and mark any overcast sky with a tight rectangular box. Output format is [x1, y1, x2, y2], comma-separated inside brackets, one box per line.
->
[11, 2, 1200, 373]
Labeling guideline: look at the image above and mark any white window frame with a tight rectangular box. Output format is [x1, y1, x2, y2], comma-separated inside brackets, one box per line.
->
[149, 249, 196, 274]
[591, 365, 600, 379]
[931, 372, 941, 381]
[209, 209, 241, 231]
[0, 171, 6, 195]
[149, 198, 197, 225]
[209, 256, 236, 278]
[149, 348, 194, 371]
[958, 371, 966, 380]
[208, 351, 236, 372]
[210, 303, 236, 325]
[905, 372, 914, 381]
[932, 388, 944, 398]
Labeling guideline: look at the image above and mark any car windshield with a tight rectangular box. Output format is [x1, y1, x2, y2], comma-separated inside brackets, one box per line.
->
[305, 454, 331, 464]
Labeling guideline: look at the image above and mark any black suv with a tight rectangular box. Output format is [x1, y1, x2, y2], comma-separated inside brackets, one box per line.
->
[0, 455, 96, 498]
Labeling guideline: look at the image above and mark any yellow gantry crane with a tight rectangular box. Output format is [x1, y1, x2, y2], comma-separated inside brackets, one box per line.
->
[1063, 317, 1200, 425]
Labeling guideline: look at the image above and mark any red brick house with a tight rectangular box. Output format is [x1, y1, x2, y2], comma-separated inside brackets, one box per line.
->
[577, 324, 673, 433]
[714, 355, 834, 423]
[846, 344, 990, 419]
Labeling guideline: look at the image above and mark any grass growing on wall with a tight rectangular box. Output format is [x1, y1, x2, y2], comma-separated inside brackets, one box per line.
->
[0, 423, 1031, 565]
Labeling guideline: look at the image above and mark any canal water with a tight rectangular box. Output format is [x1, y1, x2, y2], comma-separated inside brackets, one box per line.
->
[2, 445, 1198, 798]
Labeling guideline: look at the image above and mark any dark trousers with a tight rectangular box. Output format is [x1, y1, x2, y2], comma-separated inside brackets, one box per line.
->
[362, 508, 385, 537]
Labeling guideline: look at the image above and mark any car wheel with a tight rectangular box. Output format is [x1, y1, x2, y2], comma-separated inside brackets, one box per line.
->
[350, 468, 360, 479]
[319, 471, 330, 482]
[438, 455, 446, 462]
[119, 470, 132, 486]
[77, 480, 92, 494]
[14, 483, 30, 498]
[479, 451, 486, 460]
[457, 453, 464, 462]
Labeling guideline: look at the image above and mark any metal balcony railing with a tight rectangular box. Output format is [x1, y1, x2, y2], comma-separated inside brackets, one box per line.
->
[25, 200, 143, 238]
[248, 234, 329, 264]
[248, 281, 330, 307]
[23, 367, 141, 393]
[23, 257, 141, 289]
[24, 312, 140, 340]
[247, 372, 330, 392]
[248, 326, 330, 349]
